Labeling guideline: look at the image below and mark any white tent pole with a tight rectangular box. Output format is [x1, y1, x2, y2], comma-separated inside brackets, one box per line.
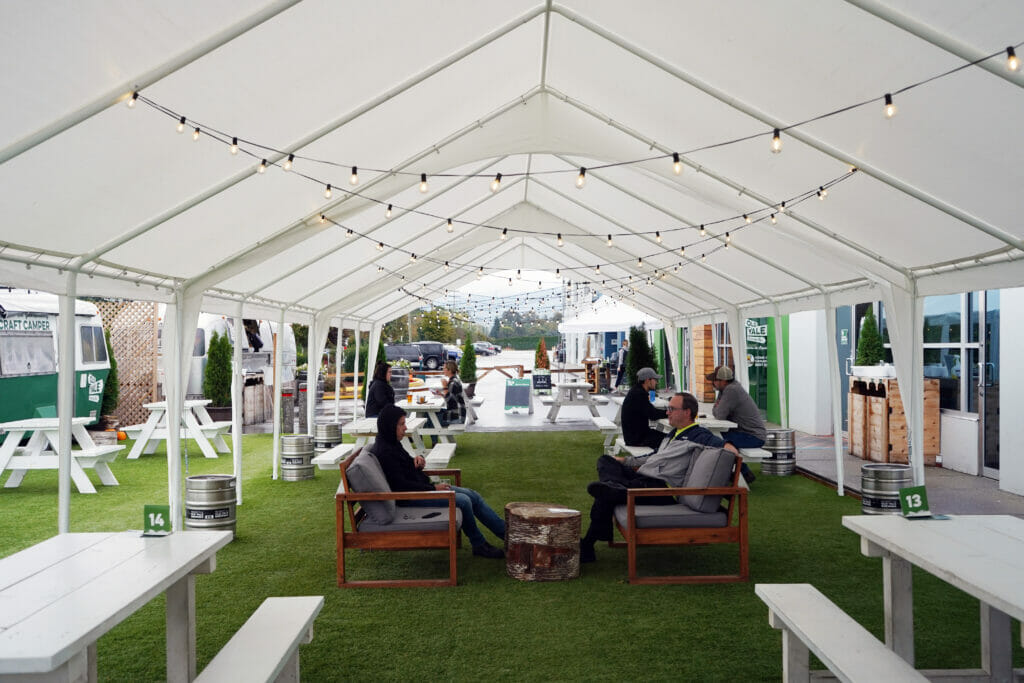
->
[773, 305, 789, 429]
[333, 320, 342, 423]
[911, 290, 926, 487]
[0, 0, 301, 166]
[271, 308, 285, 480]
[824, 296, 846, 496]
[56, 274, 77, 533]
[353, 326, 361, 419]
[663, 322, 679, 391]
[367, 323, 382, 386]
[725, 308, 746, 391]
[231, 303, 244, 506]
[878, 280, 924, 486]
[309, 314, 332, 435]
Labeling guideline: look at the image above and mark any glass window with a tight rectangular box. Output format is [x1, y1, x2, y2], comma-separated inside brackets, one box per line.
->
[923, 347, 961, 409]
[79, 326, 107, 363]
[968, 292, 981, 343]
[193, 328, 205, 357]
[923, 294, 961, 343]
[0, 332, 57, 376]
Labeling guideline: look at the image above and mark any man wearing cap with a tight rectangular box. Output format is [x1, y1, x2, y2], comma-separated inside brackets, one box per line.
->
[620, 366, 668, 451]
[708, 365, 765, 483]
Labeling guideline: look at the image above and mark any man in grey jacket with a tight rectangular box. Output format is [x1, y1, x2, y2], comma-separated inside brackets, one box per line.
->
[708, 365, 765, 484]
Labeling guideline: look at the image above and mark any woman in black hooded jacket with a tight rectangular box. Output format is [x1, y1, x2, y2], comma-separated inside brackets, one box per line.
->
[365, 361, 395, 418]
[371, 404, 505, 558]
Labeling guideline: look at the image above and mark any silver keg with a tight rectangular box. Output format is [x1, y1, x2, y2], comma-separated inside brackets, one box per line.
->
[281, 434, 315, 481]
[861, 464, 912, 514]
[762, 429, 796, 476]
[185, 474, 237, 535]
[314, 422, 343, 451]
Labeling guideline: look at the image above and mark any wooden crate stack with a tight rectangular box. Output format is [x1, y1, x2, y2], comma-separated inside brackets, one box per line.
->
[847, 377, 939, 465]
[691, 326, 717, 403]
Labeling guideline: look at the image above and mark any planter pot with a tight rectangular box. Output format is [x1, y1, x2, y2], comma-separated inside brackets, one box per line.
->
[851, 364, 896, 379]
[206, 405, 233, 422]
[390, 368, 410, 395]
[465, 382, 477, 399]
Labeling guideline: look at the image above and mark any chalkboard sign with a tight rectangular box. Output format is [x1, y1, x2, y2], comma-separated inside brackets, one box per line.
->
[504, 378, 533, 413]
[532, 370, 551, 393]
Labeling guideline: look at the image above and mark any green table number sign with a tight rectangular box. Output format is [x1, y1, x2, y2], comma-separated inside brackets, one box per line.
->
[144, 504, 172, 536]
[898, 485, 930, 517]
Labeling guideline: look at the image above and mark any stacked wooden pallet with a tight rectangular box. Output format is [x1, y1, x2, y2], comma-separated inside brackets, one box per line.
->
[847, 377, 939, 465]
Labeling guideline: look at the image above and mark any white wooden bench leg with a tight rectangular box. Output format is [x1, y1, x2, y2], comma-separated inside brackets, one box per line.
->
[276, 648, 300, 683]
[980, 602, 1012, 680]
[183, 412, 219, 459]
[883, 553, 914, 665]
[92, 462, 119, 486]
[781, 628, 810, 683]
[128, 414, 161, 459]
[4, 468, 26, 487]
[165, 574, 196, 683]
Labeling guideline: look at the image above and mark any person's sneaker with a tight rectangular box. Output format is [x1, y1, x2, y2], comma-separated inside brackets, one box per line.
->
[472, 542, 505, 559]
[741, 463, 756, 485]
[587, 481, 624, 503]
[579, 542, 596, 563]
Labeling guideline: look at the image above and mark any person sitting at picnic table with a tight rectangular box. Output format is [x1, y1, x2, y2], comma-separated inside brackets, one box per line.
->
[365, 361, 395, 418]
[579, 391, 735, 563]
[621, 366, 667, 451]
[707, 365, 763, 484]
[372, 404, 506, 559]
[425, 360, 465, 446]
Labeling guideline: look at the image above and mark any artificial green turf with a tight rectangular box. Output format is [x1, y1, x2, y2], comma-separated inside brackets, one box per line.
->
[1, 431, 1020, 681]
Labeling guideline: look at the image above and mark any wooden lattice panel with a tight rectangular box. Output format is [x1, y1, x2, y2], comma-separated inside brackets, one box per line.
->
[96, 301, 159, 426]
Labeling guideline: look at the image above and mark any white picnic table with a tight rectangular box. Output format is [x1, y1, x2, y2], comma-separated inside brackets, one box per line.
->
[396, 397, 458, 444]
[610, 394, 668, 426]
[654, 415, 737, 437]
[0, 417, 122, 494]
[124, 399, 231, 460]
[842, 514, 1024, 681]
[346, 416, 427, 455]
[0, 530, 232, 682]
[546, 381, 601, 422]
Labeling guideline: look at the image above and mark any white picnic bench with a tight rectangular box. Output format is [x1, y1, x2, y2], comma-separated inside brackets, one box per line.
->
[756, 583, 926, 682]
[123, 399, 231, 460]
[194, 596, 324, 683]
[0, 417, 123, 494]
[311, 443, 354, 470]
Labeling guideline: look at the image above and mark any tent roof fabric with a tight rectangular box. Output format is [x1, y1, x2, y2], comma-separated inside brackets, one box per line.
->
[2, 1, 1022, 327]
[559, 297, 662, 333]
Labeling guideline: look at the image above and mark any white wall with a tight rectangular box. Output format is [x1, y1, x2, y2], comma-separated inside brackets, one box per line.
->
[787, 310, 833, 435]
[1000, 288, 1024, 495]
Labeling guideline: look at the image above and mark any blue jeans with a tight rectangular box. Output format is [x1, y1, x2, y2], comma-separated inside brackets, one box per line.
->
[399, 485, 505, 547]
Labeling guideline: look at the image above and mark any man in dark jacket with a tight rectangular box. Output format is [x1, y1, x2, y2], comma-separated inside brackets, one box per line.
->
[371, 404, 505, 558]
[621, 367, 667, 451]
[580, 392, 735, 563]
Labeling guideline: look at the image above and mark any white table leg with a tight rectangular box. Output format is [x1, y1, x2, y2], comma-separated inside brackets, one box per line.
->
[91, 462, 119, 486]
[546, 404, 560, 422]
[165, 574, 196, 683]
[882, 552, 914, 665]
[588, 403, 600, 417]
[128, 411, 163, 459]
[980, 602, 1012, 680]
[182, 411, 219, 459]
[69, 460, 97, 494]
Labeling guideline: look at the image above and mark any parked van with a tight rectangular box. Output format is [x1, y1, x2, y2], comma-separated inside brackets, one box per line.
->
[0, 289, 110, 424]
[384, 344, 422, 369]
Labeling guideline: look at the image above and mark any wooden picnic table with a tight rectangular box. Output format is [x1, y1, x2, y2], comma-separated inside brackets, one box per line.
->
[124, 399, 231, 460]
[0, 530, 232, 682]
[0, 417, 122, 494]
[842, 514, 1024, 680]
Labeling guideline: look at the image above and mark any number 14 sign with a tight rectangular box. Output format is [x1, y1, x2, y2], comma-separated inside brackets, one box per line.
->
[144, 504, 172, 536]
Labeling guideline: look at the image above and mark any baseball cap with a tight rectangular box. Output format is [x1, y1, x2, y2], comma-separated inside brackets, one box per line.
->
[705, 365, 734, 381]
[636, 367, 660, 381]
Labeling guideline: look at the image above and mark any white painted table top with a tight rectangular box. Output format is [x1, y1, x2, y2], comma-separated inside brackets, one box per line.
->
[0, 417, 91, 431]
[347, 417, 427, 434]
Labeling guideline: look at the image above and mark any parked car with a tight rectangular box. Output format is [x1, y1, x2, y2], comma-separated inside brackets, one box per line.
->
[411, 341, 446, 370]
[473, 341, 496, 356]
[444, 344, 462, 362]
[384, 344, 423, 368]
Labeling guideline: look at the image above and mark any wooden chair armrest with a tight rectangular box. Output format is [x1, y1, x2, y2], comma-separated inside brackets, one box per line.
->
[339, 490, 455, 502]
[625, 486, 747, 501]
[424, 468, 461, 485]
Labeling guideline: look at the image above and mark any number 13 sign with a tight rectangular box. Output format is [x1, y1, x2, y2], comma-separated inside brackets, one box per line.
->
[898, 485, 930, 517]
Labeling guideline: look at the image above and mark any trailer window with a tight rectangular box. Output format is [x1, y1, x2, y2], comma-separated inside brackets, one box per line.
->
[0, 332, 57, 377]
[79, 325, 107, 363]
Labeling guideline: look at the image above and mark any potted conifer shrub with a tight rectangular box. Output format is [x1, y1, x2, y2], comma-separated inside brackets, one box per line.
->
[852, 307, 893, 378]
[460, 334, 478, 399]
[202, 330, 234, 421]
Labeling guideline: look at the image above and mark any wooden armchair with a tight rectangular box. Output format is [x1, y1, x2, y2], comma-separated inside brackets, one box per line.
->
[613, 450, 748, 585]
[336, 448, 462, 588]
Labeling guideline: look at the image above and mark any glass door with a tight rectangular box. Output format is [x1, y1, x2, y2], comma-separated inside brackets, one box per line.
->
[835, 306, 853, 432]
[971, 291, 1000, 477]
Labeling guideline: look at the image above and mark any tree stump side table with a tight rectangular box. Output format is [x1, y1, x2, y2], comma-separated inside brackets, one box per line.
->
[504, 502, 581, 581]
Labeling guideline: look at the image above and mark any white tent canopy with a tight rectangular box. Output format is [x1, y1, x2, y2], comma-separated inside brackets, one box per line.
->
[3, 1, 1023, 527]
[558, 297, 663, 334]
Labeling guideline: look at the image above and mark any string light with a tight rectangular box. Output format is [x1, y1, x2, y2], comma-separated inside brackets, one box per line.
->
[324, 184, 332, 199]
[477, 267, 483, 279]
[176, 116, 186, 133]
[672, 152, 682, 175]
[410, 253, 417, 263]
[376, 241, 384, 251]
[637, 256, 643, 267]
[725, 232, 731, 246]
[818, 186, 828, 200]
[779, 201, 786, 213]
[491, 173, 502, 192]
[770, 213, 777, 224]
[884, 93, 896, 119]
[595, 265, 600, 274]
[346, 228, 354, 238]
[377, 265, 384, 273]
[771, 128, 782, 154]
[556, 268, 561, 278]
[576, 167, 586, 189]
[701, 253, 706, 262]
[319, 214, 326, 224]
[516, 269, 522, 279]
[419, 173, 428, 193]
[350, 166, 359, 185]
[127, 91, 138, 108]
[607, 234, 613, 247]
[557, 233, 564, 247]
[699, 224, 706, 236]
[385, 204, 393, 219]
[283, 154, 294, 171]
[230, 137, 238, 154]
[446, 218, 454, 233]
[500, 228, 507, 241]
[257, 159, 267, 174]
[444, 261, 450, 271]
[680, 246, 685, 256]
[744, 214, 751, 224]
[1008, 46, 1019, 71]
[655, 231, 662, 244]
[192, 127, 200, 141]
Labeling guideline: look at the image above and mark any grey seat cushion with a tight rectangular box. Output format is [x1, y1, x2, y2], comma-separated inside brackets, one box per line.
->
[681, 448, 736, 513]
[358, 506, 463, 532]
[614, 503, 727, 529]
[345, 450, 396, 524]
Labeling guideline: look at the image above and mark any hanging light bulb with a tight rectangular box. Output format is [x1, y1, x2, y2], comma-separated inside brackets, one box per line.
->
[744, 214, 751, 224]
[725, 232, 731, 247]
[419, 173, 428, 193]
[576, 167, 586, 189]
[680, 245, 685, 257]
[818, 186, 828, 200]
[672, 152, 682, 175]
[377, 266, 384, 273]
[655, 231, 662, 244]
[127, 91, 139, 108]
[230, 137, 238, 154]
[1008, 46, 1020, 71]
[556, 268, 561, 278]
[490, 173, 502, 192]
[283, 154, 294, 171]
[516, 269, 522, 279]
[701, 253, 706, 262]
[771, 128, 782, 154]
[176, 116, 186, 133]
[444, 261, 450, 271]
[376, 241, 384, 251]
[779, 201, 787, 213]
[595, 264, 600, 274]
[324, 184, 332, 199]
[446, 218, 454, 233]
[385, 204, 393, 219]
[350, 166, 359, 185]
[477, 267, 483, 279]
[508, 278, 513, 286]
[557, 233, 564, 247]
[884, 93, 897, 119]
[192, 127, 200, 141]
[770, 213, 777, 225]
[319, 214, 326, 224]
[257, 159, 267, 174]
[500, 228, 507, 241]
[410, 253, 417, 263]
[699, 224, 706, 237]
[346, 228, 354, 238]
[637, 256, 643, 267]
